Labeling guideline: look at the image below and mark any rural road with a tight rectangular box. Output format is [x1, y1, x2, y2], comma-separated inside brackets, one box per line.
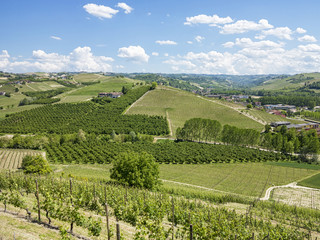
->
[260, 182, 320, 201]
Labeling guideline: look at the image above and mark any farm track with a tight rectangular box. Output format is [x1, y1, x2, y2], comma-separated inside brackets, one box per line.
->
[123, 90, 151, 114]
[260, 182, 320, 201]
[197, 96, 267, 126]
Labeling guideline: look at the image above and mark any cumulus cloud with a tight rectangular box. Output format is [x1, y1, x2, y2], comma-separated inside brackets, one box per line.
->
[187, 41, 193, 44]
[298, 35, 317, 42]
[118, 45, 149, 63]
[298, 44, 320, 52]
[184, 14, 233, 26]
[116, 2, 133, 14]
[259, 27, 293, 40]
[162, 40, 320, 75]
[155, 40, 177, 45]
[83, 3, 118, 19]
[0, 47, 113, 73]
[195, 36, 205, 43]
[220, 19, 273, 34]
[296, 27, 307, 34]
[222, 41, 235, 48]
[152, 52, 159, 56]
[50, 36, 62, 40]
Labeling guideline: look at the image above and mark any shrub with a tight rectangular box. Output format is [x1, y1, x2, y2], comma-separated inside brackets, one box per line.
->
[110, 151, 160, 189]
[21, 155, 52, 174]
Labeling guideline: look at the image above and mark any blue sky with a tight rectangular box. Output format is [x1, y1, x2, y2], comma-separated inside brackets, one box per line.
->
[1, 0, 320, 74]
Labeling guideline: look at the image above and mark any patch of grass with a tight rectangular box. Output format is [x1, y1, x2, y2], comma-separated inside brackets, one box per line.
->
[266, 161, 320, 170]
[158, 162, 317, 197]
[299, 173, 320, 189]
[73, 73, 106, 83]
[68, 77, 134, 96]
[52, 162, 318, 197]
[126, 86, 264, 135]
[52, 164, 112, 180]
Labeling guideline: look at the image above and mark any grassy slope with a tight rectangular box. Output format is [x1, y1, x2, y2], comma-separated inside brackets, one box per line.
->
[246, 108, 305, 124]
[126, 86, 264, 135]
[51, 162, 319, 198]
[252, 72, 320, 91]
[0, 81, 65, 120]
[299, 173, 320, 189]
[57, 75, 139, 103]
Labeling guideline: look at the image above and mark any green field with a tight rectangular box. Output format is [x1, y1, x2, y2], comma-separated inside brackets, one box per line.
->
[0, 149, 46, 170]
[299, 173, 320, 189]
[253, 72, 320, 91]
[247, 108, 305, 124]
[52, 162, 319, 198]
[56, 75, 139, 103]
[126, 86, 264, 135]
[0, 81, 67, 119]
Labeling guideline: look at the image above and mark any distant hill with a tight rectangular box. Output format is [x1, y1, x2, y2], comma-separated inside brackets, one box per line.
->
[252, 72, 320, 91]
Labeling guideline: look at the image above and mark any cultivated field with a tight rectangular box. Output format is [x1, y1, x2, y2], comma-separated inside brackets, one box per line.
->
[0, 149, 46, 170]
[56, 75, 139, 103]
[52, 162, 319, 198]
[299, 173, 320, 189]
[126, 86, 264, 135]
[246, 109, 305, 124]
[272, 187, 320, 209]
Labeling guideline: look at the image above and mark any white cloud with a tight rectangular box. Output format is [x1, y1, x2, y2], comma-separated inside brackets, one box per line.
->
[298, 44, 320, 52]
[164, 53, 169, 57]
[296, 27, 307, 34]
[147, 12, 151, 16]
[187, 41, 193, 44]
[50, 36, 62, 40]
[232, 38, 284, 49]
[116, 65, 124, 69]
[162, 40, 320, 75]
[222, 41, 235, 48]
[0, 47, 113, 73]
[220, 19, 273, 34]
[298, 35, 317, 42]
[155, 40, 177, 45]
[184, 14, 233, 26]
[195, 36, 205, 43]
[83, 3, 118, 19]
[116, 2, 133, 14]
[118, 45, 149, 63]
[259, 27, 293, 40]
[152, 52, 159, 56]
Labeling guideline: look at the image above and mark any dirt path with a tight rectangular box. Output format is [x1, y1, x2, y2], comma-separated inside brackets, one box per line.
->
[161, 179, 249, 197]
[260, 182, 320, 201]
[166, 110, 173, 136]
[197, 96, 267, 126]
[123, 90, 150, 114]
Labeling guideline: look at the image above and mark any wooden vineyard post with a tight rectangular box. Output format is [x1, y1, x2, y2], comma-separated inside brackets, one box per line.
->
[172, 197, 175, 240]
[35, 179, 41, 222]
[69, 178, 74, 233]
[105, 203, 111, 240]
[189, 224, 193, 240]
[116, 222, 120, 240]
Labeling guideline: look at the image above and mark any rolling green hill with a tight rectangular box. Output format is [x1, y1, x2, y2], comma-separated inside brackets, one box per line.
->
[126, 86, 265, 135]
[252, 72, 320, 91]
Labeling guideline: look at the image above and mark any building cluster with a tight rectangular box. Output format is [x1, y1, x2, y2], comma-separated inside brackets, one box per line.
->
[270, 121, 320, 134]
[98, 92, 123, 98]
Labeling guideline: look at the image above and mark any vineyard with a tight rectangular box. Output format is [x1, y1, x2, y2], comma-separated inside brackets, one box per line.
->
[0, 86, 169, 135]
[0, 149, 45, 170]
[44, 140, 295, 165]
[1, 172, 317, 239]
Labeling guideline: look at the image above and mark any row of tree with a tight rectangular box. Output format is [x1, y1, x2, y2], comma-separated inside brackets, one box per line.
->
[176, 118, 260, 147]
